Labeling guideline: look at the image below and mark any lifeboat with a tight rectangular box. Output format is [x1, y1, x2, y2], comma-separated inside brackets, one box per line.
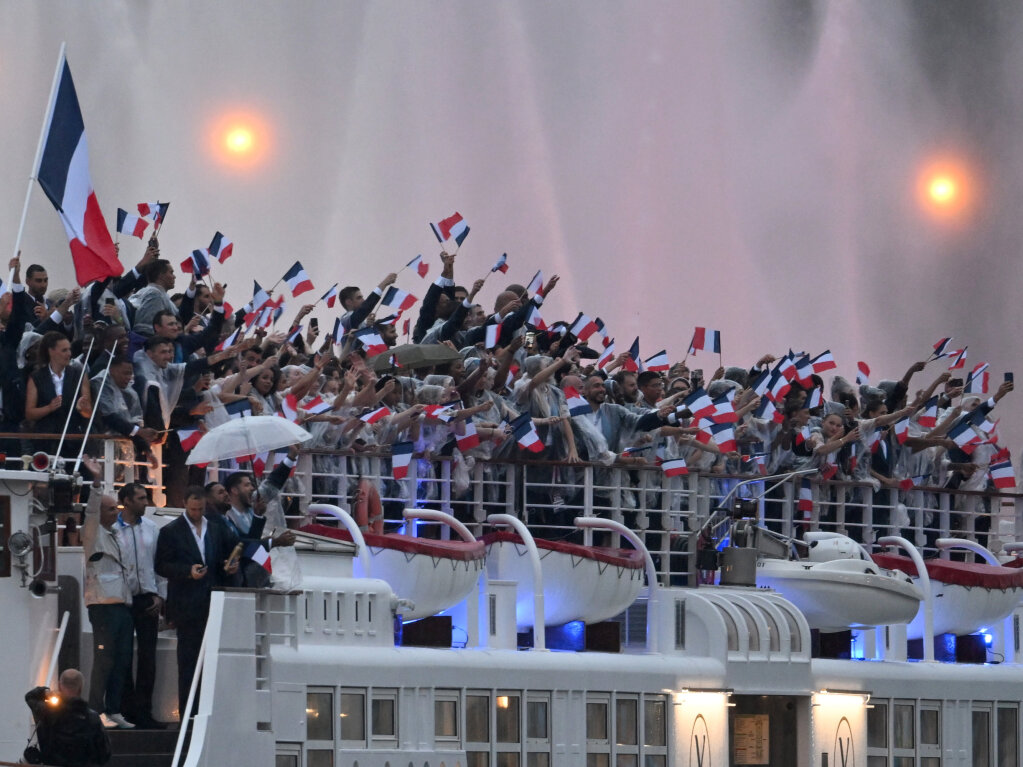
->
[482, 531, 645, 630]
[753, 532, 923, 632]
[298, 509, 486, 621]
[872, 552, 1023, 638]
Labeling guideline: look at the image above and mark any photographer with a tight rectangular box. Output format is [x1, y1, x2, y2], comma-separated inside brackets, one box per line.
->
[24, 669, 111, 766]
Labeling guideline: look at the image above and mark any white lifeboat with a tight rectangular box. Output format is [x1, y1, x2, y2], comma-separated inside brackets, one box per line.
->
[753, 532, 923, 633]
[872, 552, 1023, 638]
[482, 531, 645, 630]
[298, 521, 486, 621]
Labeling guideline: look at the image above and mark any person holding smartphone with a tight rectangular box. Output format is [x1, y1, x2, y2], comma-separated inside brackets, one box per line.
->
[155, 486, 239, 718]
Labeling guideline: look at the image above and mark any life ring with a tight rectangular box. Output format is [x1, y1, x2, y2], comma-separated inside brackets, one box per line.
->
[353, 477, 384, 534]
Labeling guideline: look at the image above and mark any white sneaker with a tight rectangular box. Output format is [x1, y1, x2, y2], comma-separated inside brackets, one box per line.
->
[100, 713, 118, 729]
[104, 713, 135, 729]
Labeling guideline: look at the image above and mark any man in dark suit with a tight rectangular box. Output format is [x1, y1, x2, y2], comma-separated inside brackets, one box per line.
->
[155, 486, 239, 719]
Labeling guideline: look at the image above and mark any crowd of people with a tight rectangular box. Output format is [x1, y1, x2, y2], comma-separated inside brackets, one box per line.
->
[4, 233, 1016, 734]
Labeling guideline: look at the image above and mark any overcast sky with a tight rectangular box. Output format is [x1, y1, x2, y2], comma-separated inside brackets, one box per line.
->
[3, 1, 1023, 449]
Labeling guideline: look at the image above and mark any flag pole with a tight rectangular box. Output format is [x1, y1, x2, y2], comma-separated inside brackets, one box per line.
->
[12, 42, 67, 263]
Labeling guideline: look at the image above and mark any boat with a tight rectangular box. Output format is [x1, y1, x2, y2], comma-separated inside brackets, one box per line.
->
[753, 531, 924, 632]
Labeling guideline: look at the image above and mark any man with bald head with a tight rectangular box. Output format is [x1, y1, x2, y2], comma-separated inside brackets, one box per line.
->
[26, 668, 112, 765]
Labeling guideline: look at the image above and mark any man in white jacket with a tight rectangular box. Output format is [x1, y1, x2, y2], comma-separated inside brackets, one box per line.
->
[81, 482, 135, 730]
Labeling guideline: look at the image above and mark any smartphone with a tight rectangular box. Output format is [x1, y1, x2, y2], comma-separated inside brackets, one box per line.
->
[524, 331, 537, 351]
[104, 297, 115, 306]
[948, 377, 963, 389]
[691, 369, 704, 389]
[1006, 372, 1014, 383]
[310, 317, 319, 330]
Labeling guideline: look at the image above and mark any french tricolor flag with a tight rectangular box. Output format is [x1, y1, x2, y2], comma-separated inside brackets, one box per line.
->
[456, 420, 481, 451]
[793, 355, 814, 386]
[381, 286, 416, 313]
[137, 201, 169, 224]
[353, 327, 388, 356]
[990, 451, 1015, 490]
[332, 317, 345, 344]
[391, 441, 414, 479]
[856, 361, 870, 385]
[319, 283, 338, 308]
[208, 231, 233, 263]
[430, 211, 470, 247]
[930, 336, 952, 360]
[250, 281, 271, 313]
[948, 419, 981, 454]
[688, 327, 721, 355]
[570, 313, 599, 343]
[767, 369, 791, 402]
[806, 386, 823, 410]
[283, 261, 314, 297]
[215, 327, 240, 352]
[810, 350, 837, 374]
[526, 269, 544, 296]
[35, 53, 124, 286]
[683, 388, 716, 421]
[180, 249, 210, 277]
[280, 393, 300, 423]
[893, 416, 910, 445]
[510, 413, 544, 453]
[622, 337, 642, 373]
[301, 396, 332, 416]
[596, 340, 616, 370]
[917, 396, 939, 428]
[709, 394, 738, 423]
[485, 320, 503, 350]
[406, 254, 429, 278]
[644, 350, 670, 373]
[116, 208, 148, 239]
[361, 406, 391, 424]
[660, 457, 688, 477]
[965, 362, 989, 395]
[526, 305, 547, 330]
[564, 386, 590, 417]
[491, 253, 509, 273]
[797, 478, 814, 521]
[243, 542, 272, 573]
[177, 427, 202, 451]
[947, 348, 967, 370]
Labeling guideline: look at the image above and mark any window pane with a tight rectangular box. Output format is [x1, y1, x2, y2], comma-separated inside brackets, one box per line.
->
[921, 759, 940, 767]
[894, 704, 915, 749]
[527, 753, 550, 767]
[276, 756, 298, 767]
[435, 699, 458, 738]
[974, 710, 991, 767]
[340, 692, 365, 741]
[527, 700, 549, 740]
[307, 750, 334, 767]
[306, 692, 333, 741]
[867, 703, 887, 748]
[587, 755, 610, 767]
[617, 756, 637, 767]
[616, 699, 638, 746]
[467, 696, 490, 743]
[497, 694, 521, 743]
[920, 708, 940, 745]
[496, 753, 520, 767]
[372, 697, 395, 737]
[587, 702, 608, 741]
[998, 707, 1018, 767]
[893, 758, 914, 767]
[867, 758, 887, 767]
[644, 700, 666, 747]
[467, 753, 489, 767]
[644, 757, 666, 767]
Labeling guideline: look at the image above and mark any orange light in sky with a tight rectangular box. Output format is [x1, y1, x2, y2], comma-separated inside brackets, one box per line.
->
[208, 111, 271, 170]
[916, 156, 977, 225]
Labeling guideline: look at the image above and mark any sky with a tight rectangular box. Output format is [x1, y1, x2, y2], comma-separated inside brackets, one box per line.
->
[2, 1, 1023, 449]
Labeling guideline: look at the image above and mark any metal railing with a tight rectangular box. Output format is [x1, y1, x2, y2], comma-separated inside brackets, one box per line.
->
[283, 449, 1023, 587]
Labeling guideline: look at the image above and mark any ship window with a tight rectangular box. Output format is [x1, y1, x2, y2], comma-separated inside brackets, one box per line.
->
[466, 756, 489, 767]
[894, 702, 914, 749]
[973, 708, 991, 767]
[587, 701, 609, 741]
[616, 698, 638, 746]
[435, 695, 459, 739]
[276, 742, 301, 767]
[526, 699, 548, 740]
[644, 700, 666, 747]
[643, 757, 666, 767]
[372, 691, 397, 739]
[276, 755, 298, 767]
[526, 754, 549, 767]
[496, 693, 520, 743]
[466, 694, 490, 743]
[341, 691, 366, 742]
[867, 702, 887, 748]
[920, 707, 939, 745]
[495, 755, 519, 767]
[586, 756, 609, 767]
[307, 751, 333, 767]
[998, 706, 1018, 767]
[306, 691, 333, 741]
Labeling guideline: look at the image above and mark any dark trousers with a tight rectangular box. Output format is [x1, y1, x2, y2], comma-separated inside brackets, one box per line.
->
[124, 594, 160, 721]
[87, 603, 134, 715]
[175, 618, 206, 719]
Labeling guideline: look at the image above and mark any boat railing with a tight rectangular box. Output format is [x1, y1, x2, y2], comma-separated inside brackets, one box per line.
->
[284, 448, 1023, 587]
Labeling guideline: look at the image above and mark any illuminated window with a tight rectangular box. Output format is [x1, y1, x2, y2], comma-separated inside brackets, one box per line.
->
[496, 693, 521, 743]
[340, 691, 365, 743]
[306, 691, 333, 741]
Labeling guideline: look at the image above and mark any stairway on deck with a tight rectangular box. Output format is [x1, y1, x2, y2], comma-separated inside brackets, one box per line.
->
[107, 726, 180, 767]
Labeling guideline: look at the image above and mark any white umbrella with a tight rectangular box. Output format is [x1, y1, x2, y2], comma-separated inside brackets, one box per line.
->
[185, 415, 313, 465]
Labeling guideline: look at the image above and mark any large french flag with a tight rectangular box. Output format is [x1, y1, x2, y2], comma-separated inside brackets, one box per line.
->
[430, 211, 470, 246]
[283, 261, 314, 296]
[35, 53, 124, 286]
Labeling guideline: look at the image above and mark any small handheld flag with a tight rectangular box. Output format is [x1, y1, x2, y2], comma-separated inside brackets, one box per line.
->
[391, 441, 414, 479]
[361, 406, 391, 424]
[283, 261, 314, 297]
[644, 350, 670, 373]
[564, 386, 590, 417]
[510, 413, 544, 453]
[491, 253, 508, 273]
[208, 231, 233, 263]
[116, 209, 148, 239]
[381, 286, 416, 313]
[856, 361, 870, 385]
[320, 283, 338, 309]
[177, 428, 202, 451]
[688, 327, 721, 355]
[430, 211, 470, 247]
[405, 254, 429, 278]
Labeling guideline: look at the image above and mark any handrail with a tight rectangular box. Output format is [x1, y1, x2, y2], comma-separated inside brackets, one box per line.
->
[172, 621, 210, 767]
[307, 503, 371, 576]
[487, 514, 546, 651]
[44, 611, 70, 688]
[403, 508, 476, 542]
[878, 536, 934, 662]
[935, 538, 1001, 566]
